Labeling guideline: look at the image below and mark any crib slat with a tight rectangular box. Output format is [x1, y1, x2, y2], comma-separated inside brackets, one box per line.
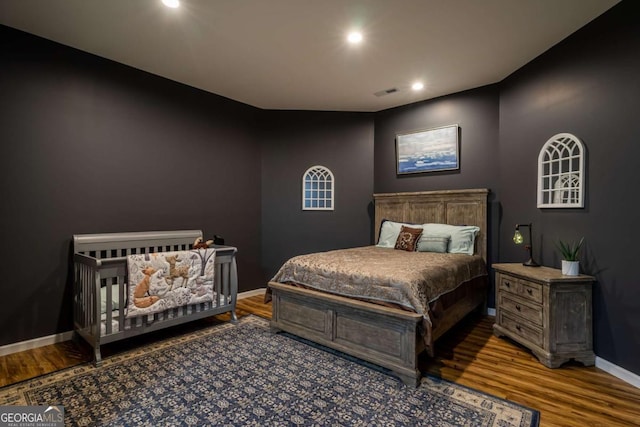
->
[74, 264, 80, 328]
[93, 267, 101, 341]
[118, 271, 126, 332]
[105, 277, 112, 335]
[222, 262, 230, 305]
[216, 261, 222, 307]
[83, 264, 88, 330]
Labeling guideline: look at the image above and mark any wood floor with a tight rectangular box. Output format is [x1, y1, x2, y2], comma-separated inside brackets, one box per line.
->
[2, 294, 639, 427]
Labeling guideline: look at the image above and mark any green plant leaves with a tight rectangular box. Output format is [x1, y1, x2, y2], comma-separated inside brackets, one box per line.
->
[555, 237, 584, 261]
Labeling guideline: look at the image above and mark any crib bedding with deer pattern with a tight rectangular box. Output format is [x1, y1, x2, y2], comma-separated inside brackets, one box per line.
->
[126, 249, 216, 318]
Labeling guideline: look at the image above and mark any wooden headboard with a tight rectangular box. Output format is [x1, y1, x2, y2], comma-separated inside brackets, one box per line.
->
[373, 188, 489, 262]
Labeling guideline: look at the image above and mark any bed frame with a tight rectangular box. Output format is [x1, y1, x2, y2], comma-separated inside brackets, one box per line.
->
[73, 230, 238, 366]
[269, 188, 489, 386]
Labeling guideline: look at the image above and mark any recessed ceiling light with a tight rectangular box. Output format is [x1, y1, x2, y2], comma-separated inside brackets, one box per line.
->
[412, 82, 424, 91]
[347, 32, 363, 44]
[162, 0, 180, 8]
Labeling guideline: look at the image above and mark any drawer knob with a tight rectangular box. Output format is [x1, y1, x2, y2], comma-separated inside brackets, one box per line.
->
[516, 304, 521, 311]
[505, 281, 511, 287]
[527, 289, 533, 295]
[515, 325, 522, 331]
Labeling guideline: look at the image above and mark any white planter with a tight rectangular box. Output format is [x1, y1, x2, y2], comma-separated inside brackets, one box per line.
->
[561, 260, 579, 276]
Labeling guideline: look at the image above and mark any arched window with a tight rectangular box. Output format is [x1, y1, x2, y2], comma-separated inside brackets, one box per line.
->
[537, 133, 585, 208]
[302, 165, 334, 211]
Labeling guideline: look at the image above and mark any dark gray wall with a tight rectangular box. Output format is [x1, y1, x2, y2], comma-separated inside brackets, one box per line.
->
[498, 0, 640, 375]
[374, 85, 500, 196]
[0, 26, 262, 346]
[261, 110, 375, 278]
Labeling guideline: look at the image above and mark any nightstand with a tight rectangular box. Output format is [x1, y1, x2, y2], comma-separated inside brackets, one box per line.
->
[492, 263, 595, 368]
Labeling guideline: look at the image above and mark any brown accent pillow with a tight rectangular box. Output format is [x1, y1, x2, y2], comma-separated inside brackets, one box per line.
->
[394, 226, 423, 252]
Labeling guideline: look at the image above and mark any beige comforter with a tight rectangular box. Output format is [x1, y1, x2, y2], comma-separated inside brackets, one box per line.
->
[270, 246, 487, 324]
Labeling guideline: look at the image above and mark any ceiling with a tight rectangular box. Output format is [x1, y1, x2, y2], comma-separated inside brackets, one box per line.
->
[0, 0, 619, 112]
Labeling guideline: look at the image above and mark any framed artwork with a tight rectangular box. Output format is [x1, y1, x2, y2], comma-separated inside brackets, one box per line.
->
[396, 124, 459, 175]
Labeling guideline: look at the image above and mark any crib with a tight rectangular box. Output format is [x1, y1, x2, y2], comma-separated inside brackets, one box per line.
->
[73, 230, 238, 366]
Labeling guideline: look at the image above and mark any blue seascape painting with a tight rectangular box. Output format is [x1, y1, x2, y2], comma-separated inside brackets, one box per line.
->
[396, 125, 459, 174]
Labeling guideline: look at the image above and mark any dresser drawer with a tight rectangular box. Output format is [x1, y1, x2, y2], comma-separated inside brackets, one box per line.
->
[500, 294, 543, 327]
[519, 280, 543, 304]
[498, 274, 542, 304]
[500, 312, 544, 348]
[498, 274, 518, 294]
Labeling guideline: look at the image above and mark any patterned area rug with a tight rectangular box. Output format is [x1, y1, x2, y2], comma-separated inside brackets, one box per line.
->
[0, 316, 539, 426]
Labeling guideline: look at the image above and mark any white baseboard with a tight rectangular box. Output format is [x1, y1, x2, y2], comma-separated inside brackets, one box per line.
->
[487, 307, 496, 316]
[596, 356, 640, 389]
[0, 288, 267, 358]
[237, 288, 266, 299]
[0, 330, 74, 357]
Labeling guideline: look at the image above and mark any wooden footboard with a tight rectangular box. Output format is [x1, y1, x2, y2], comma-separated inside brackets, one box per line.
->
[269, 281, 425, 386]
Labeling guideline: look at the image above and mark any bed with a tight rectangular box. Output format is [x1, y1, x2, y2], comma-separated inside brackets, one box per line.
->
[73, 230, 238, 366]
[268, 188, 489, 386]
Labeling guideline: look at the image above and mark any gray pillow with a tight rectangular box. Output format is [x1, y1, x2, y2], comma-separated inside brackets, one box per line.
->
[417, 233, 451, 253]
[422, 224, 480, 255]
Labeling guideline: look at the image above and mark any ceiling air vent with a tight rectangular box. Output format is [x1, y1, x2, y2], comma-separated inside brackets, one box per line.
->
[374, 87, 399, 97]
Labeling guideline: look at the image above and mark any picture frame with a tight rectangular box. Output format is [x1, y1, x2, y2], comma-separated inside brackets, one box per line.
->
[396, 124, 460, 175]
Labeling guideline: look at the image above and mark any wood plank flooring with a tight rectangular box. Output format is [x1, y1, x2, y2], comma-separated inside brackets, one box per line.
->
[1, 294, 639, 427]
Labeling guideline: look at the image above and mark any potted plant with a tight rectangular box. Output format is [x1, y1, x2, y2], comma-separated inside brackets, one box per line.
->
[556, 237, 584, 276]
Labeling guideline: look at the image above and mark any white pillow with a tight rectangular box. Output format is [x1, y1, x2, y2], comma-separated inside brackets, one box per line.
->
[421, 223, 480, 255]
[100, 284, 121, 314]
[377, 220, 420, 248]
